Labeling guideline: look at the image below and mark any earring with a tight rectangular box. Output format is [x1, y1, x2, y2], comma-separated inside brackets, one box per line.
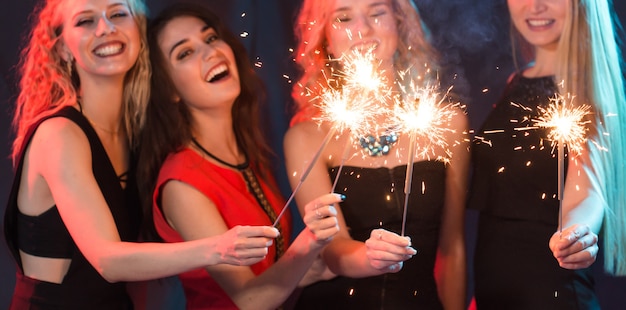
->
[65, 54, 74, 78]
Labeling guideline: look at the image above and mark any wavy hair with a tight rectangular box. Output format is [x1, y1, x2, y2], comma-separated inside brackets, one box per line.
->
[512, 0, 626, 275]
[11, 0, 150, 164]
[291, 0, 438, 124]
[137, 2, 276, 240]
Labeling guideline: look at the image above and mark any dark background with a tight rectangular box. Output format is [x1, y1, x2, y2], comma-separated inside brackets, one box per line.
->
[1, 0, 624, 308]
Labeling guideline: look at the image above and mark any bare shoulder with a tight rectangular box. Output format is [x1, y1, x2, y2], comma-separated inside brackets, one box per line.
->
[284, 120, 329, 149]
[30, 116, 92, 174]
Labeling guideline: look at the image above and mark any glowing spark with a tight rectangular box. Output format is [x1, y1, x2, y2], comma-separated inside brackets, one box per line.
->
[390, 84, 458, 160]
[533, 95, 591, 155]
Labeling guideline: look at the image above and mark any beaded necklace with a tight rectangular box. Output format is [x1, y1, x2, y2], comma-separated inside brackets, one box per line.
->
[359, 131, 399, 156]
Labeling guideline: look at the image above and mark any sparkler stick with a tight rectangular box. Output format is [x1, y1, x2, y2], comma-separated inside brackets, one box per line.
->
[532, 94, 591, 234]
[401, 135, 417, 236]
[331, 140, 353, 193]
[274, 127, 338, 226]
[391, 85, 458, 236]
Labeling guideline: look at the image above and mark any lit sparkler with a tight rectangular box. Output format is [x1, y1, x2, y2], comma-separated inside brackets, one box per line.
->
[389, 84, 459, 236]
[274, 49, 388, 226]
[532, 94, 591, 233]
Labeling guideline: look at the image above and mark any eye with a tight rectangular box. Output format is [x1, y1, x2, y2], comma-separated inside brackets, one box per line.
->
[75, 18, 94, 27]
[335, 14, 351, 23]
[205, 34, 219, 44]
[176, 49, 193, 60]
[110, 11, 129, 19]
[371, 9, 387, 18]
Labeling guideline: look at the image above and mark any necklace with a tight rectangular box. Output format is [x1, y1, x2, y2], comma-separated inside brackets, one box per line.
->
[190, 137, 285, 260]
[191, 137, 248, 170]
[360, 131, 399, 156]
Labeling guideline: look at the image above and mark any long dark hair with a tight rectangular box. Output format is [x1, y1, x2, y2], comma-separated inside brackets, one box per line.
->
[137, 2, 275, 241]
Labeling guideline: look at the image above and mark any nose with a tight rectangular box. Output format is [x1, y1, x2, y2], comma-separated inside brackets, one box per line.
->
[201, 43, 218, 61]
[528, 0, 547, 13]
[95, 13, 116, 37]
[352, 15, 373, 39]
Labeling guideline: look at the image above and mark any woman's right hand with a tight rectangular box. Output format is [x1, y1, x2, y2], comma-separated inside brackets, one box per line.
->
[364, 229, 416, 273]
[214, 225, 280, 266]
[301, 193, 343, 244]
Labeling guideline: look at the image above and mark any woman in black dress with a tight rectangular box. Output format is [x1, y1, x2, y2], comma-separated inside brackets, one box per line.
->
[469, 0, 626, 309]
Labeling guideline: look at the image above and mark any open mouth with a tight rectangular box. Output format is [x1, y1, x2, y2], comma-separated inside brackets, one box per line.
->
[526, 19, 555, 28]
[206, 64, 230, 83]
[93, 42, 125, 57]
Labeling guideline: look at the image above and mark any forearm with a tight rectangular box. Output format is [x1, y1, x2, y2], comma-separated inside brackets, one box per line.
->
[435, 250, 466, 310]
[96, 239, 217, 282]
[562, 192, 604, 234]
[228, 231, 324, 310]
[322, 237, 386, 278]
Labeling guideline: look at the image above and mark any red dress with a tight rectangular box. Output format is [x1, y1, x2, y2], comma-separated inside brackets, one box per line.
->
[152, 147, 291, 309]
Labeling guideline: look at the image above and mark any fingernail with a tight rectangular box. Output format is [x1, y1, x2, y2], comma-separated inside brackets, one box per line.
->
[339, 194, 346, 201]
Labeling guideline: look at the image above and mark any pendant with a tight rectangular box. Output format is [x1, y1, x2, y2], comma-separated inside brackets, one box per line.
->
[359, 131, 398, 156]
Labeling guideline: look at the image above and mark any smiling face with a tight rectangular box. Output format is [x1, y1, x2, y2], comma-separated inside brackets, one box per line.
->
[325, 0, 398, 67]
[58, 0, 141, 80]
[508, 0, 569, 51]
[157, 15, 240, 111]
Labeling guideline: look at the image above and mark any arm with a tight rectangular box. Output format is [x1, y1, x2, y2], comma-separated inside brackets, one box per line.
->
[434, 110, 469, 310]
[32, 119, 278, 282]
[283, 121, 415, 278]
[161, 178, 342, 310]
[548, 147, 603, 269]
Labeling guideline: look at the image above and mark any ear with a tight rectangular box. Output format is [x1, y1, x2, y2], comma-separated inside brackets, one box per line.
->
[55, 39, 73, 62]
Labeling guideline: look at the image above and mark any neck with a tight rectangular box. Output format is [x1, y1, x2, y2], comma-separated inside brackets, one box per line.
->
[526, 46, 558, 77]
[190, 109, 242, 165]
[78, 74, 125, 134]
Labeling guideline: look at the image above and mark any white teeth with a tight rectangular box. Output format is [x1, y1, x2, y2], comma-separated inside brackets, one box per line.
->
[206, 64, 228, 82]
[528, 19, 553, 27]
[94, 44, 123, 56]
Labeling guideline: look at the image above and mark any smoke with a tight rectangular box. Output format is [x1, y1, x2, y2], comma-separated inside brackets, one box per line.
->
[415, 0, 514, 124]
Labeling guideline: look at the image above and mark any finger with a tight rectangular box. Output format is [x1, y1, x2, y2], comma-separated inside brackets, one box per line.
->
[558, 243, 598, 265]
[554, 232, 598, 258]
[235, 225, 280, 238]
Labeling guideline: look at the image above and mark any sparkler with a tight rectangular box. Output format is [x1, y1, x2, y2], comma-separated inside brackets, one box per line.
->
[532, 94, 591, 234]
[273, 49, 387, 226]
[390, 84, 459, 236]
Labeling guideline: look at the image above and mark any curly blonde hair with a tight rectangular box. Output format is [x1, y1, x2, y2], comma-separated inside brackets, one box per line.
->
[11, 0, 150, 163]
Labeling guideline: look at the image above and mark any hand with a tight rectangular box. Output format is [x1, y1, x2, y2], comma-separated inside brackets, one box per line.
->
[365, 229, 417, 273]
[549, 224, 598, 269]
[302, 193, 343, 243]
[214, 225, 280, 266]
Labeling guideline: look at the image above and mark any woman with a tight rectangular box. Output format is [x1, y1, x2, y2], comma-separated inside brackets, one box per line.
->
[469, 0, 626, 308]
[138, 3, 342, 309]
[4, 0, 282, 308]
[284, 0, 469, 309]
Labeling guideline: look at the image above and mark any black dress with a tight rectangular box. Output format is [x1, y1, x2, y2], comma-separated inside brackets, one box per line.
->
[295, 160, 446, 310]
[468, 74, 599, 309]
[4, 107, 141, 309]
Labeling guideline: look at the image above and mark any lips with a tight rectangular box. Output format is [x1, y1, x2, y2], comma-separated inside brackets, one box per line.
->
[205, 63, 230, 83]
[93, 42, 125, 57]
[526, 19, 555, 28]
[351, 40, 379, 53]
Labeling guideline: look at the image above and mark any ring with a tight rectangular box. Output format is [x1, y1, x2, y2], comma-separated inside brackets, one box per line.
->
[315, 208, 323, 219]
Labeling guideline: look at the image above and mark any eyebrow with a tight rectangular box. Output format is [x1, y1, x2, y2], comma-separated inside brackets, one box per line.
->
[71, 2, 127, 20]
[333, 2, 388, 13]
[168, 24, 214, 59]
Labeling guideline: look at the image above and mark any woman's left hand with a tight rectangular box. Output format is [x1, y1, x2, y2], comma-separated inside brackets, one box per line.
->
[549, 224, 598, 269]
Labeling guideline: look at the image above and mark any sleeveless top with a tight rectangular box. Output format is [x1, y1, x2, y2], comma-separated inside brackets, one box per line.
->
[4, 106, 141, 309]
[468, 74, 598, 309]
[296, 161, 446, 310]
[152, 147, 291, 310]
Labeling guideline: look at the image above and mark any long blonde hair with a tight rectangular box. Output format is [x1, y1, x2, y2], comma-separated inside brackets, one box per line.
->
[512, 0, 626, 275]
[11, 0, 150, 164]
[291, 0, 438, 123]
